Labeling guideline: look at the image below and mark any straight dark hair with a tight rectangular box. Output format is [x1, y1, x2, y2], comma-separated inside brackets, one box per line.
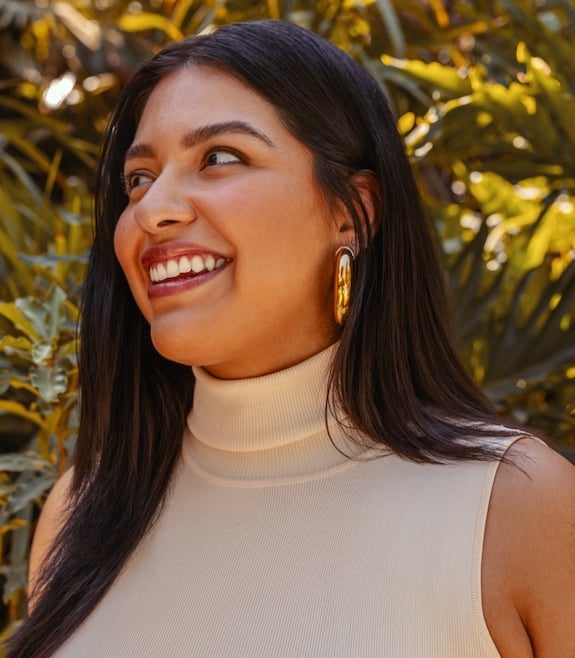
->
[8, 19, 517, 656]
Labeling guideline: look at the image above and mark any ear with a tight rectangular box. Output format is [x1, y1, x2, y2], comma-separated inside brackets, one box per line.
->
[335, 170, 381, 248]
[351, 170, 381, 241]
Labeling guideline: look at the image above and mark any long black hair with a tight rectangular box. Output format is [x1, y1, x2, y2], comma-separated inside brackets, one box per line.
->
[8, 19, 516, 656]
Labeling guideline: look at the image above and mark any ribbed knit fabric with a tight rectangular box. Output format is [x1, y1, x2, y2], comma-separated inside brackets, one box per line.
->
[55, 345, 508, 657]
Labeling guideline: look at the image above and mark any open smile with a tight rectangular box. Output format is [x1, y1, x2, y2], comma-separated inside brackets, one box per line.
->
[149, 253, 228, 283]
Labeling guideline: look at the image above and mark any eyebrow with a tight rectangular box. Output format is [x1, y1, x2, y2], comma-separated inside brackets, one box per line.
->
[124, 120, 275, 163]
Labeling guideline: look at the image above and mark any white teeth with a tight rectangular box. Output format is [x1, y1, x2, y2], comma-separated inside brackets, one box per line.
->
[166, 259, 179, 277]
[205, 254, 216, 272]
[149, 254, 226, 282]
[156, 263, 167, 282]
[191, 255, 205, 274]
[179, 255, 192, 273]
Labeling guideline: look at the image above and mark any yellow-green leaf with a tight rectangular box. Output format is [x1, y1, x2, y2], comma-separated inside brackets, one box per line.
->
[0, 401, 44, 427]
[117, 13, 183, 40]
[0, 303, 41, 342]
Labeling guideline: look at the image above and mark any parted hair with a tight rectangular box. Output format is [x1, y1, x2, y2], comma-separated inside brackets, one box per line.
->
[8, 19, 514, 656]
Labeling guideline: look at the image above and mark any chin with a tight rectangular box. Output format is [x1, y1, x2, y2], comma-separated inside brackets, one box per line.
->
[149, 330, 195, 366]
[149, 329, 231, 370]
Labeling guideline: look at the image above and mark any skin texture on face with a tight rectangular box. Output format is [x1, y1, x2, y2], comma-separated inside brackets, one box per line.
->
[114, 66, 352, 379]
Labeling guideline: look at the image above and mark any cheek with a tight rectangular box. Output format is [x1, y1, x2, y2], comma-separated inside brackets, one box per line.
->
[113, 213, 153, 321]
[114, 211, 143, 286]
[113, 212, 131, 267]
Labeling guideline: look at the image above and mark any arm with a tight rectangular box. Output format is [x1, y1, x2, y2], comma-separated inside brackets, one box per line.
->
[28, 468, 74, 609]
[483, 439, 575, 657]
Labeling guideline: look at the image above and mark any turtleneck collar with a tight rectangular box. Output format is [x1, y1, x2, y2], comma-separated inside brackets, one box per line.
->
[184, 344, 375, 486]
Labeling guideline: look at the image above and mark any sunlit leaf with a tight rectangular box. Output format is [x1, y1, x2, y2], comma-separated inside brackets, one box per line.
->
[0, 303, 41, 342]
[29, 366, 68, 403]
[117, 12, 183, 40]
[0, 401, 44, 428]
[380, 56, 472, 96]
[0, 336, 33, 355]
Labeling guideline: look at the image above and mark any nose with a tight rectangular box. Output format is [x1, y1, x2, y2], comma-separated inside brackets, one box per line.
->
[133, 171, 196, 234]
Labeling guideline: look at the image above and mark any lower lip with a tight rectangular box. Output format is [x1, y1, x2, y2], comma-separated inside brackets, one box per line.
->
[147, 265, 227, 300]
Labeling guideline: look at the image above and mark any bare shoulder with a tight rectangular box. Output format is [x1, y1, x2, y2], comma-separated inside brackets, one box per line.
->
[29, 468, 75, 599]
[483, 437, 575, 657]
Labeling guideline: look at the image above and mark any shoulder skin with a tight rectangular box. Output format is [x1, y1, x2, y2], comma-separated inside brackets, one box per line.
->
[28, 468, 74, 608]
[483, 438, 575, 657]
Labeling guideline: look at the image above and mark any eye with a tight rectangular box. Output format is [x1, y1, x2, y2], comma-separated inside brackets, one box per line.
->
[122, 171, 154, 195]
[202, 148, 244, 169]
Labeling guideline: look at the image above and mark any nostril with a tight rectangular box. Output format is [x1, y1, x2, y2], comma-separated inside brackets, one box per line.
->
[134, 206, 197, 232]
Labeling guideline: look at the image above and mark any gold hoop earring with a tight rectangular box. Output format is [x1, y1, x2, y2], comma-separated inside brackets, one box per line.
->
[334, 246, 354, 325]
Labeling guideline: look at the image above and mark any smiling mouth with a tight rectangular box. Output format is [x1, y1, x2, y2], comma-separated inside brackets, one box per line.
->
[149, 254, 228, 283]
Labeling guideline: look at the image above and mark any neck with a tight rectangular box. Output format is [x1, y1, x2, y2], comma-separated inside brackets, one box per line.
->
[184, 344, 376, 485]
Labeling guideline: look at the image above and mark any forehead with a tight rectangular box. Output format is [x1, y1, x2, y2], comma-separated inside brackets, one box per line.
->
[134, 66, 282, 138]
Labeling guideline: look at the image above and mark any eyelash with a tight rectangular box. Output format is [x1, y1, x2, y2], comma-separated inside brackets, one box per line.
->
[121, 147, 246, 195]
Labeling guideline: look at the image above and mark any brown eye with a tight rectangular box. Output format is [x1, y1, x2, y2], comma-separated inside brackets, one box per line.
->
[203, 149, 243, 168]
[123, 171, 154, 194]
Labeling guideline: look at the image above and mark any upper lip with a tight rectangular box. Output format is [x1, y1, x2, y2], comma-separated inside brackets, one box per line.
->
[141, 241, 229, 269]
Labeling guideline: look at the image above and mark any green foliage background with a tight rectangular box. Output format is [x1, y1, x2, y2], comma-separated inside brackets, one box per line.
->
[0, 0, 574, 636]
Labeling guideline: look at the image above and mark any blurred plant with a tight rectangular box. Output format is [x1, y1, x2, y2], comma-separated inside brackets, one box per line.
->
[0, 80, 89, 630]
[369, 3, 575, 451]
[0, 215, 85, 633]
[0, 284, 79, 623]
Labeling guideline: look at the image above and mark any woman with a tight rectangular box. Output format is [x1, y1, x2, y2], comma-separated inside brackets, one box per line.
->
[9, 20, 575, 657]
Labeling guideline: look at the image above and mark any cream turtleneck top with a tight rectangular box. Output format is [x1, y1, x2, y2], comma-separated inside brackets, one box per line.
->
[56, 345, 506, 657]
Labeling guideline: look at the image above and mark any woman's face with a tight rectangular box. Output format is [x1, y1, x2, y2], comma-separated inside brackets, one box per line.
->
[114, 66, 351, 378]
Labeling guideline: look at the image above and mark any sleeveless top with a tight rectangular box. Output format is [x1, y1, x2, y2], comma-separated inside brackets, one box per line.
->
[55, 345, 511, 657]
